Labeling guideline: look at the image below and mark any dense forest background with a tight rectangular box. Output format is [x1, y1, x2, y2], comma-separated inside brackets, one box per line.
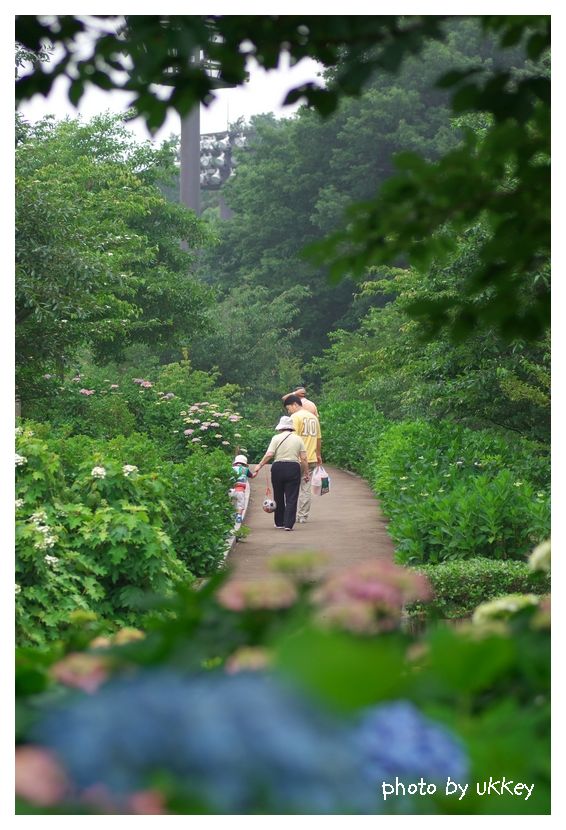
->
[16, 18, 549, 442]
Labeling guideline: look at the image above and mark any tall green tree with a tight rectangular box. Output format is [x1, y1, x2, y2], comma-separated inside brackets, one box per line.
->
[16, 113, 213, 398]
[311, 226, 550, 442]
[200, 19, 534, 361]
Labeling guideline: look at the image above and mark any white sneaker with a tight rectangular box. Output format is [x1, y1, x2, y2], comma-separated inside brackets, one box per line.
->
[297, 517, 307, 523]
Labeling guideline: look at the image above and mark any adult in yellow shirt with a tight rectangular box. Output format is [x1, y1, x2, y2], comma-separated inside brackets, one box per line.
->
[281, 386, 319, 416]
[283, 394, 322, 523]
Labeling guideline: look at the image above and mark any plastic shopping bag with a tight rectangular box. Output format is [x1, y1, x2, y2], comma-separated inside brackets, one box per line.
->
[311, 465, 330, 496]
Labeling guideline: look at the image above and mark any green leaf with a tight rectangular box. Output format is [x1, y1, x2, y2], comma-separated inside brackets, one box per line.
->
[274, 625, 407, 710]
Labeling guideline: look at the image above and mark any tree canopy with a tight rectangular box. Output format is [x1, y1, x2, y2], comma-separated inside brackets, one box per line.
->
[16, 14, 550, 340]
[16, 112, 213, 397]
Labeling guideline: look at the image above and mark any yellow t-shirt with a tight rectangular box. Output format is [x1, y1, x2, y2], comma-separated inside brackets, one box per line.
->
[291, 409, 321, 463]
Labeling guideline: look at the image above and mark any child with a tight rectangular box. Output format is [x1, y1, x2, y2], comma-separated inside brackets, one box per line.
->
[230, 454, 253, 526]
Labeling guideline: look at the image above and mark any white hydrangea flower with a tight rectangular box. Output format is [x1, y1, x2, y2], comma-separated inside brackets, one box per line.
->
[473, 594, 540, 625]
[15, 583, 21, 595]
[15, 454, 28, 466]
[15, 499, 24, 509]
[30, 510, 48, 525]
[529, 539, 551, 574]
[91, 466, 107, 479]
[44, 554, 59, 566]
[34, 521, 57, 548]
[122, 464, 139, 477]
[15, 426, 22, 436]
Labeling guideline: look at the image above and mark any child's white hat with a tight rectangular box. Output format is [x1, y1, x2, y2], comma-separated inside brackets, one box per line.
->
[234, 454, 247, 464]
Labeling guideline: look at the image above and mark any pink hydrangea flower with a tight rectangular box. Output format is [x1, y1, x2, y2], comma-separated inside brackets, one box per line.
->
[49, 652, 109, 694]
[79, 389, 95, 396]
[316, 600, 388, 635]
[127, 790, 168, 815]
[140, 381, 153, 388]
[311, 560, 433, 634]
[184, 429, 194, 435]
[15, 746, 70, 806]
[216, 576, 298, 612]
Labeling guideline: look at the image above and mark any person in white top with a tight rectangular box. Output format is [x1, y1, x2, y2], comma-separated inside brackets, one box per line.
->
[281, 386, 319, 417]
[254, 416, 309, 531]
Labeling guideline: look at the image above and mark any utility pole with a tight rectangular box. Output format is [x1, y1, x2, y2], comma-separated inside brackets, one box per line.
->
[179, 48, 202, 216]
[178, 46, 242, 221]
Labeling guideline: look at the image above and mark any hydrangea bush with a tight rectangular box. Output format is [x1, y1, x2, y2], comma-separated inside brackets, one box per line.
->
[321, 405, 550, 565]
[15, 427, 192, 644]
[15, 546, 550, 815]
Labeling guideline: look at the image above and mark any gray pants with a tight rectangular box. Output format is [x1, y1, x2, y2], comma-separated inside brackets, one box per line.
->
[298, 462, 318, 520]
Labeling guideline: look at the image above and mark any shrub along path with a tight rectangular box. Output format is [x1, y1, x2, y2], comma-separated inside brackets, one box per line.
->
[227, 464, 395, 579]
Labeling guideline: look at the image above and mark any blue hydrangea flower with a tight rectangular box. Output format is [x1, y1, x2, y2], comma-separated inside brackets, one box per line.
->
[353, 700, 469, 784]
[32, 670, 378, 814]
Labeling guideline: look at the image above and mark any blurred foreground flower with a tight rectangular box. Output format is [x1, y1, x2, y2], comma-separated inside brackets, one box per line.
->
[112, 627, 145, 645]
[531, 594, 551, 629]
[15, 746, 70, 806]
[312, 561, 432, 634]
[225, 647, 273, 674]
[216, 575, 297, 611]
[50, 653, 110, 694]
[354, 701, 469, 785]
[472, 594, 540, 626]
[31, 671, 378, 814]
[529, 539, 551, 574]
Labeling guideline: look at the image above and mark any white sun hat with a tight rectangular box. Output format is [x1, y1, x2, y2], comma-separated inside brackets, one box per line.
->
[234, 454, 248, 464]
[275, 416, 295, 431]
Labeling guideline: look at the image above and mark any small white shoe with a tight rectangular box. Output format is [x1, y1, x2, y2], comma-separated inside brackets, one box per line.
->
[297, 517, 307, 523]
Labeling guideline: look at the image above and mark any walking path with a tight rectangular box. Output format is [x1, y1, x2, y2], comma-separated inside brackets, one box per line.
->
[226, 464, 395, 579]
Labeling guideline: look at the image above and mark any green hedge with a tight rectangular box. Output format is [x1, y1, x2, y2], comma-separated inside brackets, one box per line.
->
[163, 450, 235, 577]
[319, 400, 388, 471]
[407, 558, 551, 619]
[320, 403, 550, 565]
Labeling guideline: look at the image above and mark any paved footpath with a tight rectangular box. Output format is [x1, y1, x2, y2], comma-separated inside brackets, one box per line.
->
[226, 464, 395, 579]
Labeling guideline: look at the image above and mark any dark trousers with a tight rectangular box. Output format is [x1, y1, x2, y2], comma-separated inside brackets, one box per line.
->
[270, 462, 301, 529]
